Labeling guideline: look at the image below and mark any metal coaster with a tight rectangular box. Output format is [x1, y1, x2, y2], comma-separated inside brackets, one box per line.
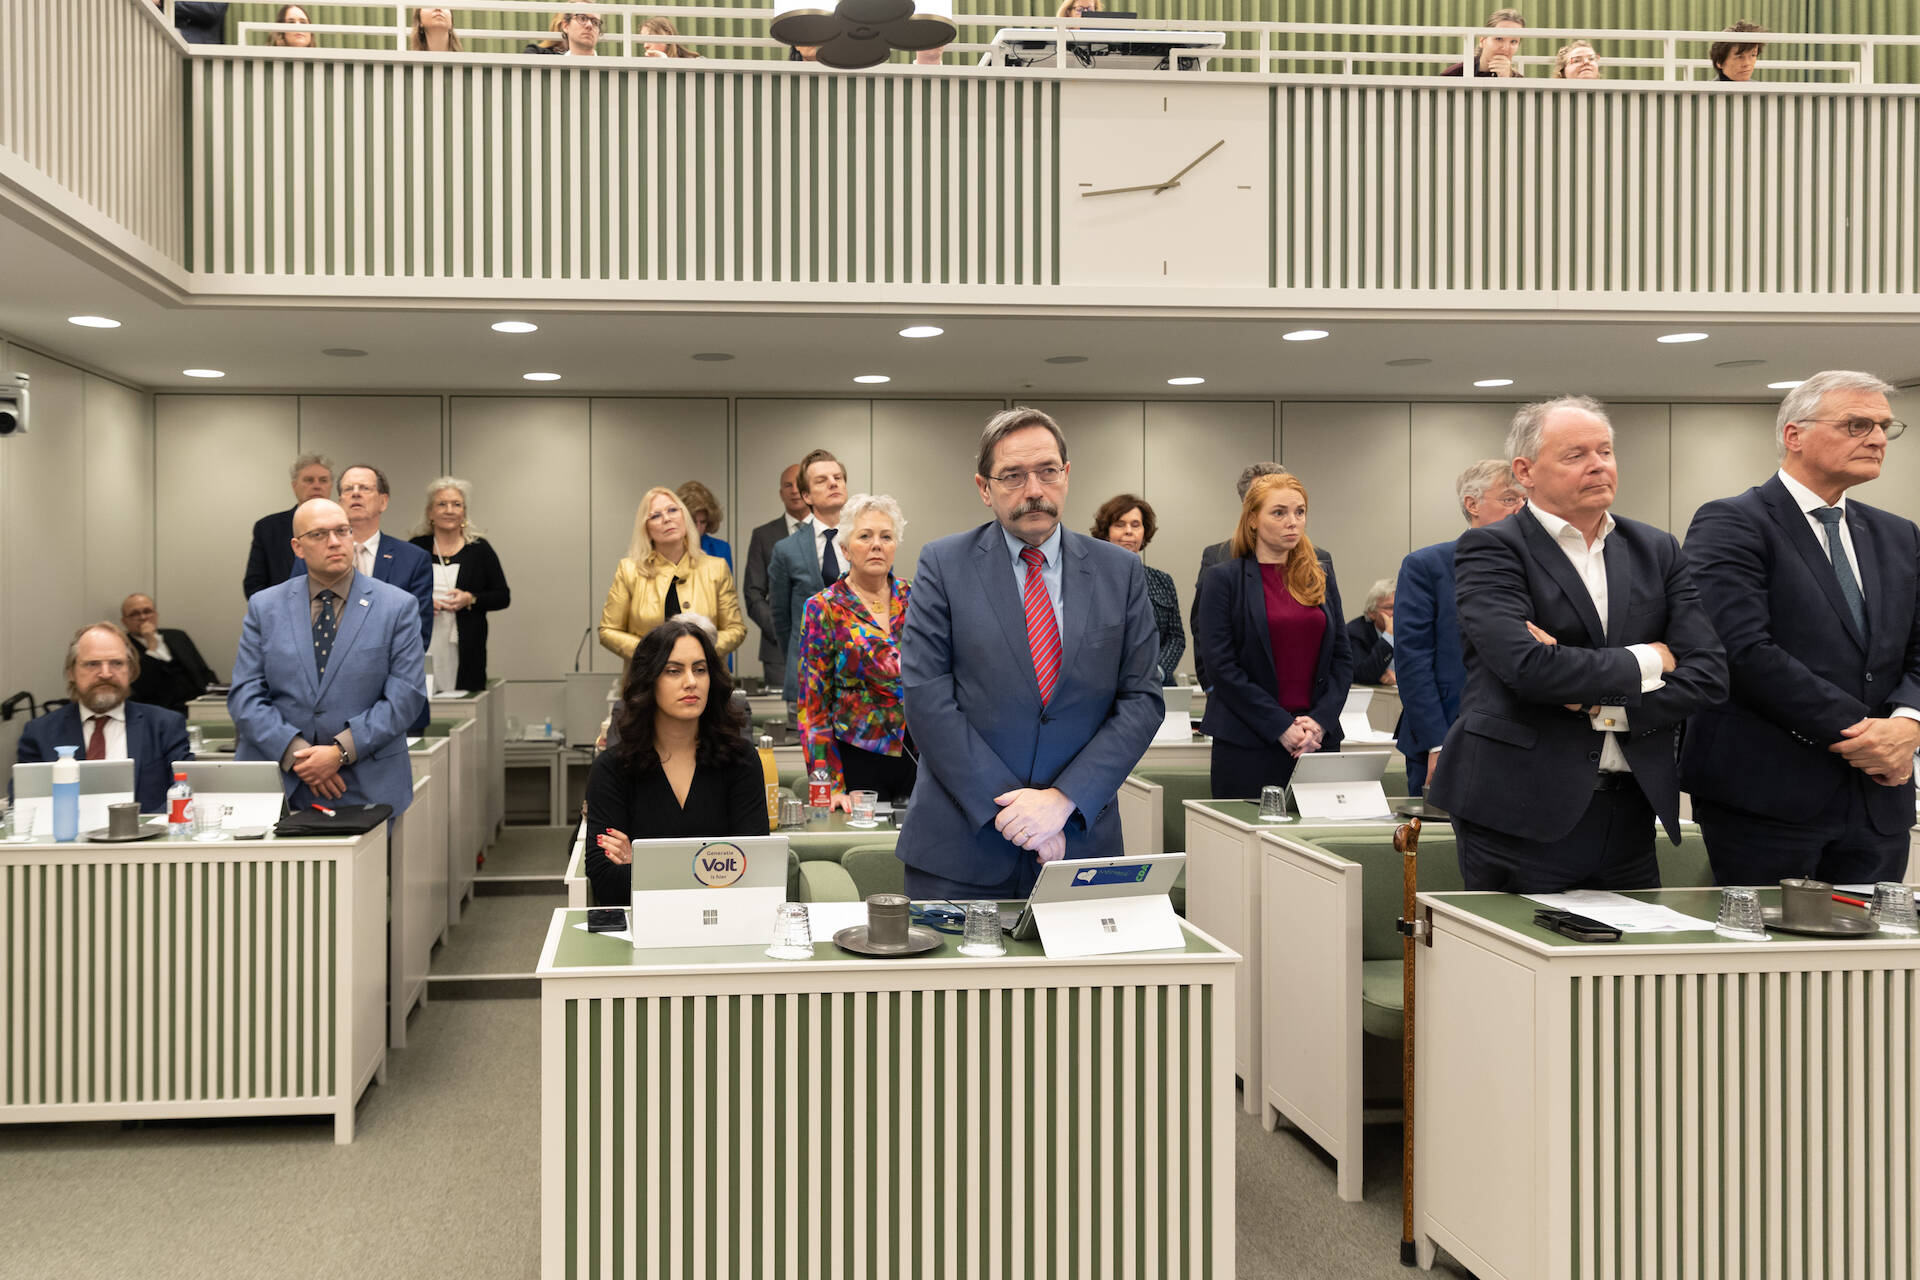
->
[833, 924, 944, 957]
[81, 825, 167, 843]
[1758, 907, 1879, 937]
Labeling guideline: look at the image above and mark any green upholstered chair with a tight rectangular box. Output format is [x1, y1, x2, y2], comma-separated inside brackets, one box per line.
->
[840, 843, 908, 899]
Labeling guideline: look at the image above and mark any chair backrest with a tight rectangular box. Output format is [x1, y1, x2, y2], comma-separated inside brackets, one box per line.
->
[1659, 829, 1716, 888]
[841, 843, 906, 898]
[1136, 766, 1212, 852]
[1310, 831, 1466, 961]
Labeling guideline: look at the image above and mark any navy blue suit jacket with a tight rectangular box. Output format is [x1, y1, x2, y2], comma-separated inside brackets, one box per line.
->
[244, 506, 297, 598]
[768, 522, 826, 703]
[228, 573, 427, 813]
[1679, 475, 1920, 836]
[1195, 551, 1351, 752]
[1394, 539, 1467, 759]
[15, 702, 191, 813]
[1426, 508, 1728, 844]
[897, 523, 1164, 887]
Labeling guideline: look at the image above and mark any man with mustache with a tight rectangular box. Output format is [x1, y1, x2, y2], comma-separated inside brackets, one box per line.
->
[896, 407, 1164, 899]
[15, 623, 191, 814]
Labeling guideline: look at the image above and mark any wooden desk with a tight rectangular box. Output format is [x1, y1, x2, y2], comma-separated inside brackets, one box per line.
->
[0, 827, 387, 1143]
[1415, 888, 1920, 1279]
[395, 740, 452, 1048]
[537, 909, 1236, 1280]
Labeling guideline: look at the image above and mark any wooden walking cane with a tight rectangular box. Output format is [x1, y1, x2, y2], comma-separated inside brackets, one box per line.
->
[1394, 815, 1424, 1267]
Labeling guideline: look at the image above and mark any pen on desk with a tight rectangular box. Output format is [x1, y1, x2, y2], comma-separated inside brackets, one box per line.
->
[1833, 892, 1869, 909]
[310, 803, 336, 816]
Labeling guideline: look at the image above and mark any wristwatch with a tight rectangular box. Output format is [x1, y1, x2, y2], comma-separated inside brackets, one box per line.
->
[332, 735, 353, 764]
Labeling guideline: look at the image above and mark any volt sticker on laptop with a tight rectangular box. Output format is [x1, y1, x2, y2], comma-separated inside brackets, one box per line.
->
[1069, 864, 1153, 887]
[693, 842, 747, 887]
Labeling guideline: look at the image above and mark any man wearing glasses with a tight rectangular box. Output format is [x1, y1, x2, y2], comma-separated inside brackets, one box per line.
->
[527, 10, 601, 55]
[228, 498, 426, 816]
[1392, 459, 1523, 796]
[1682, 370, 1920, 886]
[15, 623, 191, 814]
[896, 407, 1163, 900]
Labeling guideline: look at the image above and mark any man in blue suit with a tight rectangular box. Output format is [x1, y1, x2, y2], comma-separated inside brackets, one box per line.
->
[293, 463, 432, 732]
[768, 449, 847, 709]
[898, 407, 1164, 899]
[1681, 370, 1920, 886]
[15, 623, 191, 813]
[229, 497, 427, 814]
[1394, 459, 1523, 795]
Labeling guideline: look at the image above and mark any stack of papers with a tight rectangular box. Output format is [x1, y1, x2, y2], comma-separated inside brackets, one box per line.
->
[1522, 890, 1716, 933]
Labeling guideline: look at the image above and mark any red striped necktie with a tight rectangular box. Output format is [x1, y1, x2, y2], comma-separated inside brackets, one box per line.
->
[1021, 546, 1061, 705]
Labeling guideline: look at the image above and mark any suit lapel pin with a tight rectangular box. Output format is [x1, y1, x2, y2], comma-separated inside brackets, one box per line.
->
[359, 597, 370, 607]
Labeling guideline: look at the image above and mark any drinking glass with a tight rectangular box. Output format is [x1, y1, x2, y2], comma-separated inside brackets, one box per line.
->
[1258, 785, 1289, 822]
[186, 724, 206, 755]
[958, 900, 1007, 957]
[848, 790, 880, 827]
[1713, 886, 1769, 941]
[1870, 882, 1920, 936]
[192, 802, 234, 842]
[765, 903, 814, 960]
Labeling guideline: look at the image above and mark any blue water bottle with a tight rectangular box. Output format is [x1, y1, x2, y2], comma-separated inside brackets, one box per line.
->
[51, 744, 80, 843]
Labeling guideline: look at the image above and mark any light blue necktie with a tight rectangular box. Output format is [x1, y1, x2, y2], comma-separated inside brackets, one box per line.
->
[1812, 507, 1866, 637]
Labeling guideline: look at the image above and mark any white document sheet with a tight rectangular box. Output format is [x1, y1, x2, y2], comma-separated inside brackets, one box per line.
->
[1523, 890, 1716, 933]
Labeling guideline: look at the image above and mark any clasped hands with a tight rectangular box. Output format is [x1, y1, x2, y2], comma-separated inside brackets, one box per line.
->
[1523, 621, 1673, 715]
[291, 743, 348, 800]
[993, 787, 1075, 863]
[433, 588, 474, 613]
[1831, 717, 1920, 787]
[1281, 716, 1324, 759]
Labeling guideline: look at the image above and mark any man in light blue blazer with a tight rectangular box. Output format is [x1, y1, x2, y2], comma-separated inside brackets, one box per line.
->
[898, 408, 1164, 899]
[768, 449, 847, 707]
[230, 498, 427, 814]
[1393, 459, 1523, 795]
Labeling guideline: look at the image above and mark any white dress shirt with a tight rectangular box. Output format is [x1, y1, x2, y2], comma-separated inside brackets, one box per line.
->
[353, 531, 380, 579]
[1527, 503, 1665, 774]
[140, 633, 174, 664]
[81, 701, 129, 761]
[784, 513, 801, 537]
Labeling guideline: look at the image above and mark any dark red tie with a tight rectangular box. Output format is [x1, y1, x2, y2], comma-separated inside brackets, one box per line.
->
[87, 715, 108, 761]
[1021, 547, 1061, 705]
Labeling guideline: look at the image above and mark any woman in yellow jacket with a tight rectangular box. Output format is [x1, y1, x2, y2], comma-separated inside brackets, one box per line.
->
[599, 486, 747, 660]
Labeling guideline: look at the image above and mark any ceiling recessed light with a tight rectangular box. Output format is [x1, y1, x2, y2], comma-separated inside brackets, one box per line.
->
[1044, 355, 1088, 365]
[322, 347, 368, 358]
[1767, 380, 1806, 390]
[1657, 332, 1709, 344]
[1385, 357, 1432, 367]
[522, 371, 562, 382]
[182, 368, 226, 379]
[1473, 378, 1514, 388]
[67, 315, 121, 329]
[491, 321, 539, 334]
[690, 352, 735, 362]
[898, 325, 944, 339]
[853, 374, 892, 385]
[1167, 376, 1206, 386]
[1715, 358, 1766, 368]
[1281, 329, 1330, 342]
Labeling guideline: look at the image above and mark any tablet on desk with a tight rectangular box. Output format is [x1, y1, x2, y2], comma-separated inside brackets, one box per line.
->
[1007, 852, 1185, 942]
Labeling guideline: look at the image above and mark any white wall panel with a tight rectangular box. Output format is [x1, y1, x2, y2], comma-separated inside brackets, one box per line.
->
[1669, 404, 1780, 539]
[1280, 402, 1412, 616]
[451, 397, 590, 683]
[1607, 403, 1671, 532]
[295, 396, 444, 543]
[586, 398, 730, 675]
[1408, 402, 1511, 552]
[871, 400, 1005, 582]
[81, 374, 154, 621]
[155, 395, 297, 679]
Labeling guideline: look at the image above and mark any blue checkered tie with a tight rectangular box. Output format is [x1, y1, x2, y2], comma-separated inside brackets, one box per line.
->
[1812, 507, 1867, 637]
[313, 590, 337, 678]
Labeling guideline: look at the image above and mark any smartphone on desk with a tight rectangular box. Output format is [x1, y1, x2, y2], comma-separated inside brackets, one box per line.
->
[587, 908, 628, 933]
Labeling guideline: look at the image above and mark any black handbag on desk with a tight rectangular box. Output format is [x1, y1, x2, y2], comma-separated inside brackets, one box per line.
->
[274, 804, 394, 837]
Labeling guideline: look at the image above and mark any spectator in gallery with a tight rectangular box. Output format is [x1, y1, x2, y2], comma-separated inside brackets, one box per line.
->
[1091, 493, 1186, 686]
[1712, 21, 1766, 82]
[639, 16, 701, 58]
[1553, 40, 1601, 79]
[163, 2, 229, 45]
[1057, 0, 1101, 16]
[528, 10, 602, 56]
[676, 480, 733, 570]
[1442, 8, 1525, 78]
[269, 4, 313, 47]
[410, 7, 461, 52]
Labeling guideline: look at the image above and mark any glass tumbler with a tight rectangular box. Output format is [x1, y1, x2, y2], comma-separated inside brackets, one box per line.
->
[958, 900, 1007, 957]
[1713, 886, 1770, 941]
[1258, 785, 1289, 822]
[192, 802, 233, 842]
[849, 790, 880, 826]
[1870, 882, 1920, 936]
[186, 724, 206, 755]
[765, 903, 814, 960]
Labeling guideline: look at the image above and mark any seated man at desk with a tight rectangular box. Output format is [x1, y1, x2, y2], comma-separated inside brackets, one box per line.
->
[122, 593, 220, 715]
[15, 622, 192, 813]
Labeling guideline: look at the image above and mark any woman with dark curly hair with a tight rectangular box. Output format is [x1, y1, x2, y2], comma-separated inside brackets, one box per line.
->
[1091, 492, 1185, 684]
[582, 619, 767, 906]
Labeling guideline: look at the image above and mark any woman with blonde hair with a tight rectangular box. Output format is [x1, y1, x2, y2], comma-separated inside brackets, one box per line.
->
[638, 16, 701, 57]
[1194, 472, 1352, 798]
[269, 4, 313, 46]
[676, 480, 731, 568]
[408, 477, 511, 692]
[409, 7, 461, 52]
[599, 486, 746, 660]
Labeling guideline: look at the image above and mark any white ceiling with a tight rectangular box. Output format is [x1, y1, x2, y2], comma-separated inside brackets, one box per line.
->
[4, 204, 1917, 401]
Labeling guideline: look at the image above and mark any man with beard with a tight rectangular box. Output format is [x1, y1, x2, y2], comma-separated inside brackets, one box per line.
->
[896, 406, 1164, 899]
[16, 622, 192, 813]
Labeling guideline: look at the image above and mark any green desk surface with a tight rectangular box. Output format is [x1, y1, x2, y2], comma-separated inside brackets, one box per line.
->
[543, 908, 1224, 972]
[1429, 887, 1914, 950]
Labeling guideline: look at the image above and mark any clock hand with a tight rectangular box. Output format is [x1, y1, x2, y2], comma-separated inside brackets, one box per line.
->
[1081, 181, 1176, 198]
[1154, 139, 1225, 193]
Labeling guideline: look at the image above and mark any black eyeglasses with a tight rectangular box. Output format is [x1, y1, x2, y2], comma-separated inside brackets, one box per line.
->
[1802, 416, 1907, 441]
